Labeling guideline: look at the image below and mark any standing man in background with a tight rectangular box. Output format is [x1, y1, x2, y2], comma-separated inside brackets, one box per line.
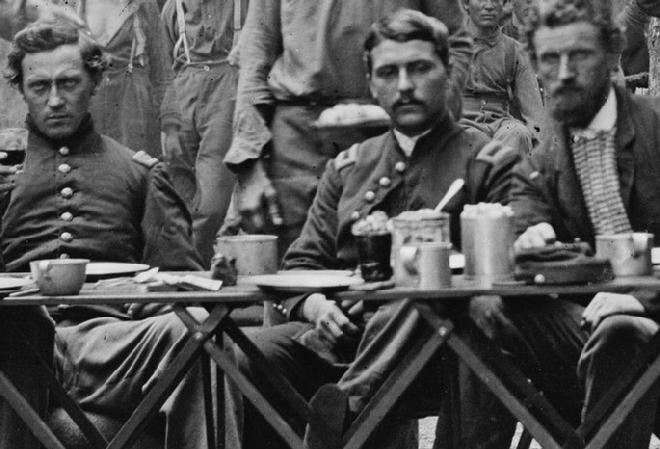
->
[161, 0, 247, 266]
[224, 0, 473, 257]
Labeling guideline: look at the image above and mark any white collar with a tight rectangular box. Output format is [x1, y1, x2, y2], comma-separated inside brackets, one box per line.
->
[393, 129, 431, 157]
[572, 87, 617, 137]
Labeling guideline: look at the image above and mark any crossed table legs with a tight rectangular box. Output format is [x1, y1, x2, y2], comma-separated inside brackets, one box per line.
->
[3, 298, 660, 449]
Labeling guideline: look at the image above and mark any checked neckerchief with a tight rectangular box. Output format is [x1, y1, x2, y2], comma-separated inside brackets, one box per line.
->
[570, 128, 633, 235]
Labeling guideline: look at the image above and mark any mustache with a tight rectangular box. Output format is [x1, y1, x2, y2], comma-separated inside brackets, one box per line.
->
[393, 97, 424, 109]
[547, 83, 583, 96]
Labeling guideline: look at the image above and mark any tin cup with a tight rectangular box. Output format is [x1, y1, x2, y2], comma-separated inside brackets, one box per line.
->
[595, 233, 653, 276]
[214, 235, 278, 276]
[396, 242, 452, 289]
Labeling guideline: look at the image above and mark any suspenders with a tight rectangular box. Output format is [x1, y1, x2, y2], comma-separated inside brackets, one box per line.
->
[173, 0, 243, 64]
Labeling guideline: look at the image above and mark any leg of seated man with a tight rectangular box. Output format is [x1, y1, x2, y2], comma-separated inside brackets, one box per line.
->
[492, 118, 534, 157]
[579, 315, 660, 449]
[0, 308, 53, 449]
[461, 295, 586, 448]
[54, 307, 211, 449]
[237, 322, 345, 449]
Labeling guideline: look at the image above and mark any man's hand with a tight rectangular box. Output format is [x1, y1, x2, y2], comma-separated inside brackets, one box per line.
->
[581, 292, 646, 331]
[161, 127, 184, 163]
[514, 222, 557, 252]
[0, 152, 19, 192]
[302, 293, 360, 346]
[237, 159, 283, 232]
[125, 302, 173, 319]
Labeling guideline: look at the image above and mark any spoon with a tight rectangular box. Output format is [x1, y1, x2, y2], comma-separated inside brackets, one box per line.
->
[434, 178, 465, 212]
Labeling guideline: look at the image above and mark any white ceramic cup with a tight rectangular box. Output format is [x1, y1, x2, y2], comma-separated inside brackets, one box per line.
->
[396, 242, 452, 289]
[30, 259, 89, 295]
[595, 233, 653, 276]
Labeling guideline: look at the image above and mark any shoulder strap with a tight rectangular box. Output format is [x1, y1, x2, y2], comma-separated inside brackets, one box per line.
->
[334, 144, 359, 172]
[172, 0, 191, 64]
[503, 36, 516, 101]
[232, 0, 242, 49]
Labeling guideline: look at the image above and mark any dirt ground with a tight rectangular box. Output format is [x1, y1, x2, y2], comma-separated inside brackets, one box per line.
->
[418, 417, 660, 449]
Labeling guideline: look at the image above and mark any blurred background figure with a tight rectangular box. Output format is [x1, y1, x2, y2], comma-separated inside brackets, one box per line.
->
[161, 0, 247, 266]
[460, 0, 545, 156]
[223, 0, 473, 258]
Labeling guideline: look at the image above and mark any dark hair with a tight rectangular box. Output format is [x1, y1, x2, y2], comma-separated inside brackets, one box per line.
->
[5, 19, 107, 90]
[525, 0, 623, 57]
[364, 9, 450, 74]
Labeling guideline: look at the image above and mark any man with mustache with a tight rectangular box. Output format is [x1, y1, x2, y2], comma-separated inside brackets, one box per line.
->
[462, 0, 660, 447]
[223, 0, 473, 258]
[461, 0, 544, 157]
[236, 9, 519, 449]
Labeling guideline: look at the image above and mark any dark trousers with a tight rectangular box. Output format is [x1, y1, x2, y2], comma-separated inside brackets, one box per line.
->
[464, 295, 659, 449]
[0, 307, 54, 449]
[237, 300, 473, 449]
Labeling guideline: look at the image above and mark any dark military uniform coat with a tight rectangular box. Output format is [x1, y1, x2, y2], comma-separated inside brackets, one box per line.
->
[278, 114, 518, 318]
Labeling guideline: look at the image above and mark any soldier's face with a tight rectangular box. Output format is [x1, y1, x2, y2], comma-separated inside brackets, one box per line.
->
[466, 0, 506, 29]
[369, 39, 449, 136]
[533, 22, 612, 127]
[21, 44, 96, 141]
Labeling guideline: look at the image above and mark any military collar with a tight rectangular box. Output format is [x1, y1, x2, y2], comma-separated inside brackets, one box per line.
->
[393, 129, 431, 157]
[25, 114, 102, 155]
[392, 113, 461, 159]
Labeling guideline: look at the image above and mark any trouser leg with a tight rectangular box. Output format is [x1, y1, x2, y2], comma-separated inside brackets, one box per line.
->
[0, 308, 53, 449]
[237, 322, 345, 449]
[579, 315, 659, 449]
[460, 296, 586, 448]
[55, 308, 211, 449]
[192, 65, 238, 266]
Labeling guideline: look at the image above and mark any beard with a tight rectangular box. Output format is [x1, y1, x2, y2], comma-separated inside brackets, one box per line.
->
[546, 77, 610, 128]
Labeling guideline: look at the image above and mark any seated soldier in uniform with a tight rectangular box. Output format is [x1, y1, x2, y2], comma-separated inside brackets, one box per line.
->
[236, 9, 520, 449]
[0, 20, 213, 449]
[461, 0, 545, 156]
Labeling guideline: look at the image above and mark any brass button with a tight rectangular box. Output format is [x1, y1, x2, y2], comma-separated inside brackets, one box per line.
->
[58, 163, 71, 174]
[60, 211, 73, 222]
[395, 161, 407, 173]
[60, 232, 73, 242]
[379, 177, 391, 187]
[59, 253, 70, 259]
[59, 146, 70, 156]
[350, 211, 360, 221]
[60, 187, 73, 198]
[364, 191, 376, 202]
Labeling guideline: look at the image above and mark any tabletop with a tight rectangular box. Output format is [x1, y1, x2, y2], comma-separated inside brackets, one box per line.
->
[3, 272, 660, 306]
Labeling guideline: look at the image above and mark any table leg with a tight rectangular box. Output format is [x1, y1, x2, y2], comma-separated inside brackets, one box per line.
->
[174, 305, 313, 449]
[342, 313, 453, 449]
[201, 351, 217, 449]
[108, 305, 229, 449]
[417, 305, 582, 449]
[0, 371, 66, 449]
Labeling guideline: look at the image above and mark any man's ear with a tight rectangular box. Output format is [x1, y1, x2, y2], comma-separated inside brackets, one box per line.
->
[368, 76, 377, 100]
[462, 0, 470, 11]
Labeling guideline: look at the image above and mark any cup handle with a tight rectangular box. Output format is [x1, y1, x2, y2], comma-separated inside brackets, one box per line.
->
[38, 260, 53, 281]
[399, 246, 419, 275]
[632, 234, 648, 258]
